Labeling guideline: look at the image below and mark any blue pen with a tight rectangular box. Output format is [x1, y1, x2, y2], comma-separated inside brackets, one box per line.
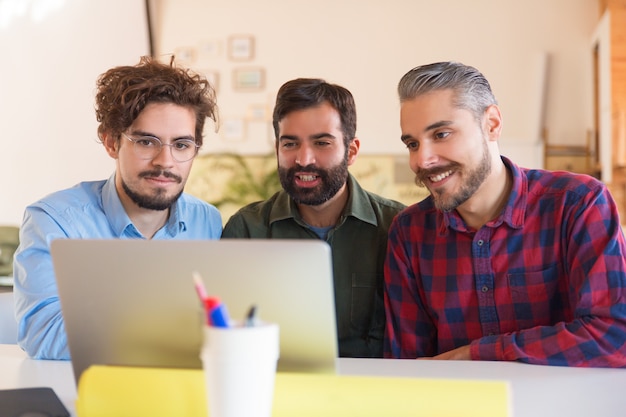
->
[208, 298, 230, 328]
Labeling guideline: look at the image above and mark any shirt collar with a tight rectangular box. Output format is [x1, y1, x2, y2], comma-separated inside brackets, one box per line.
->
[499, 156, 526, 229]
[442, 156, 526, 232]
[267, 173, 379, 227]
[102, 173, 186, 238]
[342, 174, 379, 226]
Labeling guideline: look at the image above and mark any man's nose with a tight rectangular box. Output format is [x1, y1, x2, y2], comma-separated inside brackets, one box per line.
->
[151, 143, 176, 167]
[413, 142, 438, 170]
[295, 145, 316, 166]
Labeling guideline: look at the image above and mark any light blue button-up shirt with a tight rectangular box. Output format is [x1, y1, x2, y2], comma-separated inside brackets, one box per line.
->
[13, 174, 222, 360]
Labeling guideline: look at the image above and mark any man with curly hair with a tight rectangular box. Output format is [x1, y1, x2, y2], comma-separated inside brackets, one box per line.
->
[13, 56, 222, 360]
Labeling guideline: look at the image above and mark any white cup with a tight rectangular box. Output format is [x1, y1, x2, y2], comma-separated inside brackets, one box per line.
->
[200, 322, 280, 417]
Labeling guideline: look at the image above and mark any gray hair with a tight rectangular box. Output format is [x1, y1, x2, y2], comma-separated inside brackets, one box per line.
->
[397, 61, 497, 121]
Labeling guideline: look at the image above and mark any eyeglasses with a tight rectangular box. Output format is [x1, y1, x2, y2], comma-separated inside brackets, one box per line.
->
[122, 133, 200, 162]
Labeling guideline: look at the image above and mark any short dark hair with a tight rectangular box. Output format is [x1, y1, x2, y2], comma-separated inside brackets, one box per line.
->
[95, 55, 218, 147]
[398, 61, 497, 122]
[272, 78, 356, 146]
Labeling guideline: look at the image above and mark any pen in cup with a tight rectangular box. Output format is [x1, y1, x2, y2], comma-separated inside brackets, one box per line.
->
[208, 298, 230, 328]
[245, 304, 258, 327]
[192, 271, 209, 309]
[192, 271, 231, 328]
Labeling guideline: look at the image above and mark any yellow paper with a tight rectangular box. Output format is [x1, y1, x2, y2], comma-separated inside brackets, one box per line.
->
[76, 366, 207, 417]
[273, 372, 510, 417]
[77, 365, 511, 417]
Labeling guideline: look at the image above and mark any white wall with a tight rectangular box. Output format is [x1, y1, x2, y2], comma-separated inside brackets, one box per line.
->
[0, 0, 600, 225]
[154, 0, 597, 163]
[0, 0, 150, 225]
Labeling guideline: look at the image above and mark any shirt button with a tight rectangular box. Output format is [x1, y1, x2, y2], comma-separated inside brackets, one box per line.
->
[481, 286, 489, 293]
[477, 240, 484, 246]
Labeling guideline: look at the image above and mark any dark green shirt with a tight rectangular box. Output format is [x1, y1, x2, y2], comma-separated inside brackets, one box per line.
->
[221, 174, 406, 358]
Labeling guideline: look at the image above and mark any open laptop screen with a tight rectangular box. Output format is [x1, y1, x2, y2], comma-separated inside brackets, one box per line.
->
[51, 239, 338, 383]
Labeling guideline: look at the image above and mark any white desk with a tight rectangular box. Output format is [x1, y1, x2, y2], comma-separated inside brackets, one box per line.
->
[0, 344, 77, 414]
[2, 343, 626, 417]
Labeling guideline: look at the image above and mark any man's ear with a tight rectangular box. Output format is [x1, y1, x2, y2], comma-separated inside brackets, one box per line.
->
[102, 133, 119, 159]
[347, 137, 360, 166]
[484, 105, 503, 142]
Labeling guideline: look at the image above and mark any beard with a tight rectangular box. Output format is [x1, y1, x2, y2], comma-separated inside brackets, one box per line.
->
[121, 170, 183, 211]
[415, 139, 491, 212]
[278, 159, 349, 206]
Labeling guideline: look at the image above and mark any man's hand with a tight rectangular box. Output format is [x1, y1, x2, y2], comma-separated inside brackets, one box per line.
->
[418, 345, 471, 360]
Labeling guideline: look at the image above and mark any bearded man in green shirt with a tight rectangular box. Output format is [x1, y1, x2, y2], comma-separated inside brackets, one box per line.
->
[222, 78, 405, 357]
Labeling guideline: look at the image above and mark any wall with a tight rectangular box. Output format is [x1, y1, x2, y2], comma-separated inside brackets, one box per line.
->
[0, 0, 601, 226]
[0, 0, 150, 226]
[152, 0, 598, 165]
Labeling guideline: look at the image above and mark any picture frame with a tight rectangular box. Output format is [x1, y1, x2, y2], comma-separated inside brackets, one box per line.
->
[201, 70, 220, 94]
[198, 39, 222, 59]
[232, 67, 265, 91]
[221, 117, 246, 142]
[246, 103, 270, 121]
[173, 46, 196, 64]
[228, 35, 255, 61]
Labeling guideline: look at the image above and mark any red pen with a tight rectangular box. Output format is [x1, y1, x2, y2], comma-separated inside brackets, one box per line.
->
[193, 271, 230, 327]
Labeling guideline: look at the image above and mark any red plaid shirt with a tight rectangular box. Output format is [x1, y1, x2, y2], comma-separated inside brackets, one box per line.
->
[384, 157, 626, 367]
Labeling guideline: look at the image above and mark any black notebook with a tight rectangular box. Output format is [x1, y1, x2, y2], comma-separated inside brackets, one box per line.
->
[0, 387, 70, 417]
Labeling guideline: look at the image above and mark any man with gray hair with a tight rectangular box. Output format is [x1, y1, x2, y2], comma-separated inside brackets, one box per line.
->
[384, 61, 626, 367]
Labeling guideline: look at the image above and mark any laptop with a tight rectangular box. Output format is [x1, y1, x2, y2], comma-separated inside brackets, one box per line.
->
[50, 239, 338, 383]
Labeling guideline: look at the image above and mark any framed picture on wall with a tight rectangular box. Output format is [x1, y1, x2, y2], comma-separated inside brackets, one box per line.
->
[246, 103, 270, 121]
[200, 70, 220, 94]
[228, 35, 255, 61]
[221, 117, 246, 142]
[198, 39, 222, 59]
[173, 46, 196, 64]
[233, 67, 265, 91]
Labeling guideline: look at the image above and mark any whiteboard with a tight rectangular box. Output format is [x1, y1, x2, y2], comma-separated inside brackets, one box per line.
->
[0, 0, 150, 225]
